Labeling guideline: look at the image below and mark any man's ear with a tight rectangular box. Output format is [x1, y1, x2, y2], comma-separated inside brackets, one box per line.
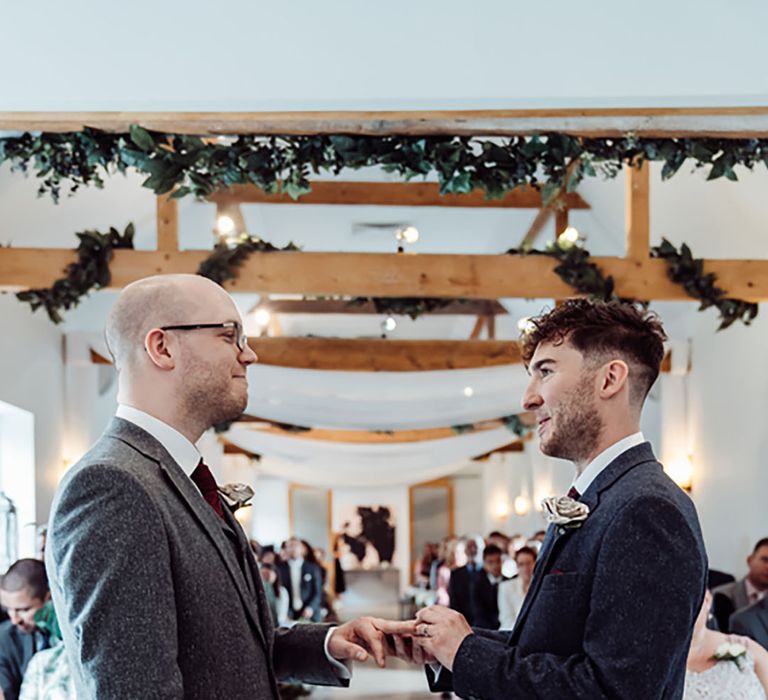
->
[145, 328, 176, 370]
[598, 359, 629, 399]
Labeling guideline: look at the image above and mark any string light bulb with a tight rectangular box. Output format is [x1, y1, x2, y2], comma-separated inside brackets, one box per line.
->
[253, 308, 271, 328]
[217, 215, 236, 236]
[557, 226, 583, 248]
[517, 317, 536, 334]
[463, 386, 474, 397]
[396, 225, 420, 244]
[381, 315, 397, 333]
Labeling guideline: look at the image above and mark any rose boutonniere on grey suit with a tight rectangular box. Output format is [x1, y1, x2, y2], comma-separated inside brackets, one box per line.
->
[218, 482, 255, 512]
[540, 495, 589, 529]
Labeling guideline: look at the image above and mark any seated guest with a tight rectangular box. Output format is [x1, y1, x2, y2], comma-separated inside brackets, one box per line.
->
[714, 538, 768, 631]
[18, 601, 75, 700]
[731, 597, 768, 650]
[685, 590, 768, 698]
[260, 564, 290, 628]
[0, 560, 51, 700]
[448, 537, 480, 624]
[498, 546, 537, 629]
[277, 537, 323, 622]
[469, 544, 508, 630]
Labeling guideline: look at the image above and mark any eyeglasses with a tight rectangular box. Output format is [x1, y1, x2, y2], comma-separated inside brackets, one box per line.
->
[159, 321, 249, 352]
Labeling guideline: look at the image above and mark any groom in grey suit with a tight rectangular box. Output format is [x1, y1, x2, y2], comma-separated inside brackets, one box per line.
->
[46, 274, 399, 699]
[410, 300, 707, 699]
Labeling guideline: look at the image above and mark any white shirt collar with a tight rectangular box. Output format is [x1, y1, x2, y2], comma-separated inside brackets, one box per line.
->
[116, 404, 201, 477]
[572, 432, 645, 497]
[288, 557, 304, 568]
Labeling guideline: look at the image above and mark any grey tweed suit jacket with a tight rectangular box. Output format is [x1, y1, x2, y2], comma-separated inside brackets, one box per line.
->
[429, 443, 707, 699]
[46, 418, 347, 699]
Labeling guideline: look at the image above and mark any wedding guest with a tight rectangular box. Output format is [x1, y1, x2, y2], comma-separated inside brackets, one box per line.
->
[278, 536, 323, 622]
[714, 538, 768, 631]
[448, 538, 481, 624]
[0, 560, 51, 700]
[260, 564, 290, 628]
[731, 596, 768, 650]
[17, 601, 76, 700]
[434, 539, 459, 607]
[497, 546, 537, 629]
[684, 590, 768, 698]
[410, 300, 707, 698]
[414, 542, 438, 589]
[45, 274, 402, 699]
[468, 545, 508, 630]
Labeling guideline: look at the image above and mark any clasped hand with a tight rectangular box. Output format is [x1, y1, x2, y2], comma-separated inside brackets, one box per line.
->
[328, 606, 472, 671]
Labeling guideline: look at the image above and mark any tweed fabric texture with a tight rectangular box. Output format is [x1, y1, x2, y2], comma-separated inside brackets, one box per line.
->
[47, 418, 345, 699]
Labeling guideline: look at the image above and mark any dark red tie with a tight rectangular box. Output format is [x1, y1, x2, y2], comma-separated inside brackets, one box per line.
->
[191, 460, 226, 520]
[567, 486, 581, 500]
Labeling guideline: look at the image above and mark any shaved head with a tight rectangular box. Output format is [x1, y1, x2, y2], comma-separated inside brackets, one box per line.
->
[106, 274, 229, 371]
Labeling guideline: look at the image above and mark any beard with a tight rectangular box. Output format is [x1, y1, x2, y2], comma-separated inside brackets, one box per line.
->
[539, 373, 603, 463]
[182, 359, 249, 429]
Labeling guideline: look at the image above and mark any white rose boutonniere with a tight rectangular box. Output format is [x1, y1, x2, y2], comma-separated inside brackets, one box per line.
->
[541, 496, 590, 530]
[217, 483, 255, 512]
[714, 641, 748, 671]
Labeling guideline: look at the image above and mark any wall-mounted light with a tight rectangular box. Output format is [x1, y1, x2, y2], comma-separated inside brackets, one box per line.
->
[666, 454, 693, 492]
[395, 225, 419, 252]
[514, 495, 531, 516]
[493, 498, 511, 520]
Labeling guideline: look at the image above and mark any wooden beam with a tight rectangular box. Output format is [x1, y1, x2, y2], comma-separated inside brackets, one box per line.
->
[155, 195, 179, 251]
[469, 316, 486, 340]
[94, 341, 674, 373]
[248, 337, 521, 371]
[233, 420, 509, 444]
[209, 182, 589, 210]
[625, 161, 650, 260]
[251, 298, 508, 316]
[5, 107, 768, 137]
[554, 208, 569, 239]
[520, 207, 554, 248]
[473, 441, 525, 460]
[3, 249, 765, 301]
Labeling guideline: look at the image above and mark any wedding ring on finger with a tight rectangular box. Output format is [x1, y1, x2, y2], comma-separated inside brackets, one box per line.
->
[416, 623, 432, 638]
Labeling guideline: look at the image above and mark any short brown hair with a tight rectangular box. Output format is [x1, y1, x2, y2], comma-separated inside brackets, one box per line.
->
[1, 559, 48, 600]
[520, 299, 667, 405]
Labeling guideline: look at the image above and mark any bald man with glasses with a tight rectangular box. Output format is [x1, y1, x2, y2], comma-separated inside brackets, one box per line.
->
[46, 274, 406, 700]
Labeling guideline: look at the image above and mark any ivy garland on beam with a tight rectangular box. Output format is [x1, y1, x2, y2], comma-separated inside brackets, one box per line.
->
[14, 226, 757, 331]
[2, 126, 768, 205]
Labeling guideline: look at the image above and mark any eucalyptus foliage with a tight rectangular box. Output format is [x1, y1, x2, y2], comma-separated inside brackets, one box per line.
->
[3, 127, 768, 204]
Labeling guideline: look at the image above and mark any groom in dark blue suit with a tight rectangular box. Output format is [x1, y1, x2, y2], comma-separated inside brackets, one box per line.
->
[412, 300, 707, 699]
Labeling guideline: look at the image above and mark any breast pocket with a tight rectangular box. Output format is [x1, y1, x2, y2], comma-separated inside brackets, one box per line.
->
[540, 571, 580, 591]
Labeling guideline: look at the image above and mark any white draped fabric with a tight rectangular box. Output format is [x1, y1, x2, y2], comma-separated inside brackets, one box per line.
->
[246, 364, 530, 431]
[226, 425, 518, 486]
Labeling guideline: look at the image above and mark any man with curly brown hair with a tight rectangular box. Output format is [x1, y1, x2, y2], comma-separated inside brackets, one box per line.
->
[413, 299, 708, 699]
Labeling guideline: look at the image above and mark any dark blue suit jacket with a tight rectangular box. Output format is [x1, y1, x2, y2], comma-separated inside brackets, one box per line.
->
[0, 621, 36, 700]
[429, 443, 707, 699]
[278, 560, 323, 622]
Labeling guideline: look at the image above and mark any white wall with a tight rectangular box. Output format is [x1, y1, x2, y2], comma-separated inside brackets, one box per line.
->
[1, 1, 767, 110]
[0, 401, 36, 559]
[687, 304, 768, 577]
[0, 295, 65, 524]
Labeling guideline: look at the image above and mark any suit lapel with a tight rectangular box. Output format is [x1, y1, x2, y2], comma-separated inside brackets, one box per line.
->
[510, 523, 569, 641]
[106, 419, 268, 652]
[510, 442, 658, 644]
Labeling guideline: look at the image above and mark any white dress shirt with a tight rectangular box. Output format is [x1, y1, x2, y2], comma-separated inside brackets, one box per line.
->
[114, 406, 349, 677]
[288, 558, 305, 612]
[571, 432, 646, 497]
[116, 405, 201, 478]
